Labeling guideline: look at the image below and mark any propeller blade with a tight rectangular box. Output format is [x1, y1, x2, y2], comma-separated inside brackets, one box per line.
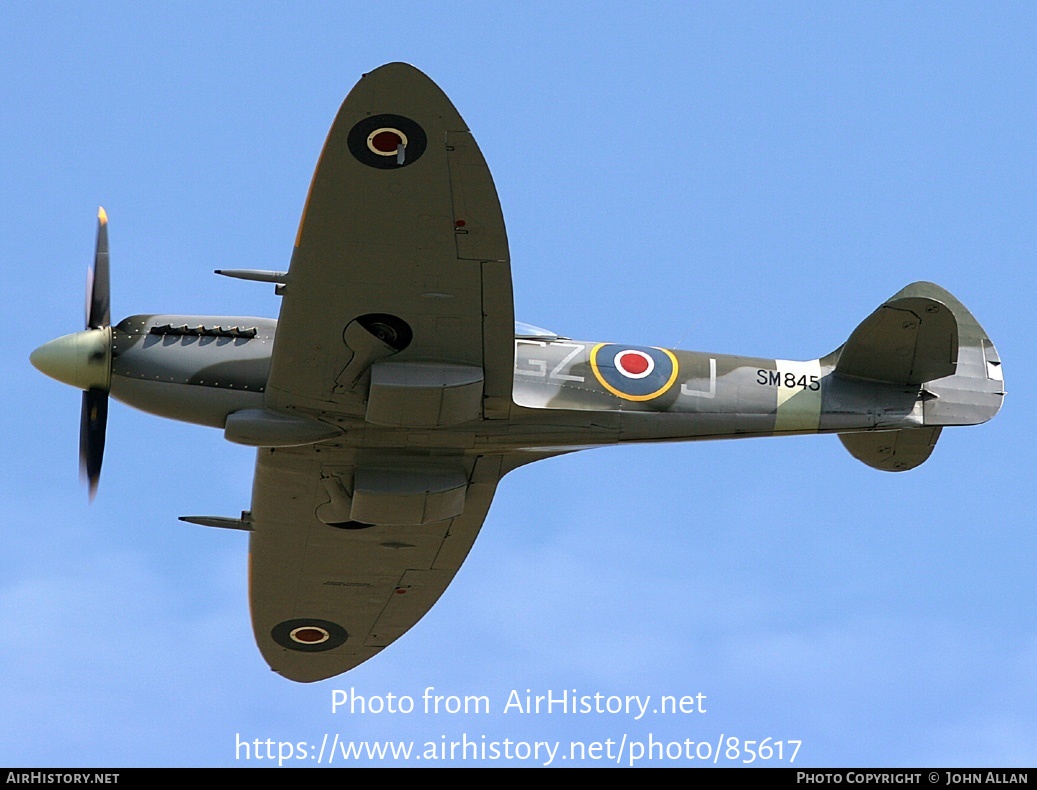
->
[87, 207, 110, 330]
[80, 388, 108, 500]
[82, 208, 112, 499]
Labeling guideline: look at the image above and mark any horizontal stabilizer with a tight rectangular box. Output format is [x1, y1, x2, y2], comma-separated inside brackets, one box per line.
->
[836, 296, 957, 385]
[839, 427, 942, 472]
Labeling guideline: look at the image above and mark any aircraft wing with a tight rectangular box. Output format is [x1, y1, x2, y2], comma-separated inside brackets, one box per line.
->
[248, 64, 515, 681]
[265, 62, 513, 420]
[249, 449, 507, 682]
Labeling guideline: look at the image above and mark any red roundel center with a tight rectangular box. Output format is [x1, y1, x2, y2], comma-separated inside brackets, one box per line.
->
[371, 130, 402, 153]
[291, 627, 328, 644]
[618, 352, 650, 375]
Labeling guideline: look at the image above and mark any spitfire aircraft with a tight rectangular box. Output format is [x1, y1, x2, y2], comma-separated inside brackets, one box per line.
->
[31, 63, 1004, 683]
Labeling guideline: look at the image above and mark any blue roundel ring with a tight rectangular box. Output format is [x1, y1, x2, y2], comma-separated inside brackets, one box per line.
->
[589, 344, 679, 401]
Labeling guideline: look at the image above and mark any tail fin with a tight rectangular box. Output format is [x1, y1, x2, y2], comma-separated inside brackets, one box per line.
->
[835, 282, 1004, 471]
[835, 293, 958, 386]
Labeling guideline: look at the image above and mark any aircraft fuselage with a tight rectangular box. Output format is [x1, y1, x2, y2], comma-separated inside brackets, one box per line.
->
[103, 309, 1001, 458]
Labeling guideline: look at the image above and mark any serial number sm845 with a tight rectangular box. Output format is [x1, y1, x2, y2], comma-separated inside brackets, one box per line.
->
[756, 371, 821, 391]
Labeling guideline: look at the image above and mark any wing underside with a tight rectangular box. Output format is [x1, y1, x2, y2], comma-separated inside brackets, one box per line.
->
[265, 63, 513, 421]
[249, 448, 506, 682]
[248, 63, 515, 681]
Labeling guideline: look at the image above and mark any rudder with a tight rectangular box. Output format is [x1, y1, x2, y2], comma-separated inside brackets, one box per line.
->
[835, 282, 1004, 471]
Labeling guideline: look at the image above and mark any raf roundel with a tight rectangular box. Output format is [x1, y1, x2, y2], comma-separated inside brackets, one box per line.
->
[590, 343, 679, 401]
[347, 113, 427, 169]
[271, 619, 349, 653]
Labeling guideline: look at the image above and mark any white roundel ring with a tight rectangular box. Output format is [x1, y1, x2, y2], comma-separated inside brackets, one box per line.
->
[289, 626, 330, 645]
[613, 349, 655, 379]
[366, 127, 408, 157]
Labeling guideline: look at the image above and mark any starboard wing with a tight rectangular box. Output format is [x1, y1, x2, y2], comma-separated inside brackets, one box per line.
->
[249, 448, 507, 682]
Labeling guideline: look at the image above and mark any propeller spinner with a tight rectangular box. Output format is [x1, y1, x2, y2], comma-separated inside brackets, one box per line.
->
[30, 208, 114, 499]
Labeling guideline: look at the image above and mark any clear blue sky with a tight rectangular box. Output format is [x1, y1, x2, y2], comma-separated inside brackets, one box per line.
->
[3, 3, 1035, 767]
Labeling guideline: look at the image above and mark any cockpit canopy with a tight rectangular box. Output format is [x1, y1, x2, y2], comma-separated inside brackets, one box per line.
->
[514, 321, 560, 341]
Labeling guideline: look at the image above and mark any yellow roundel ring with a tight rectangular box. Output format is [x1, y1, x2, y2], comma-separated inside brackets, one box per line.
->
[589, 343, 680, 401]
